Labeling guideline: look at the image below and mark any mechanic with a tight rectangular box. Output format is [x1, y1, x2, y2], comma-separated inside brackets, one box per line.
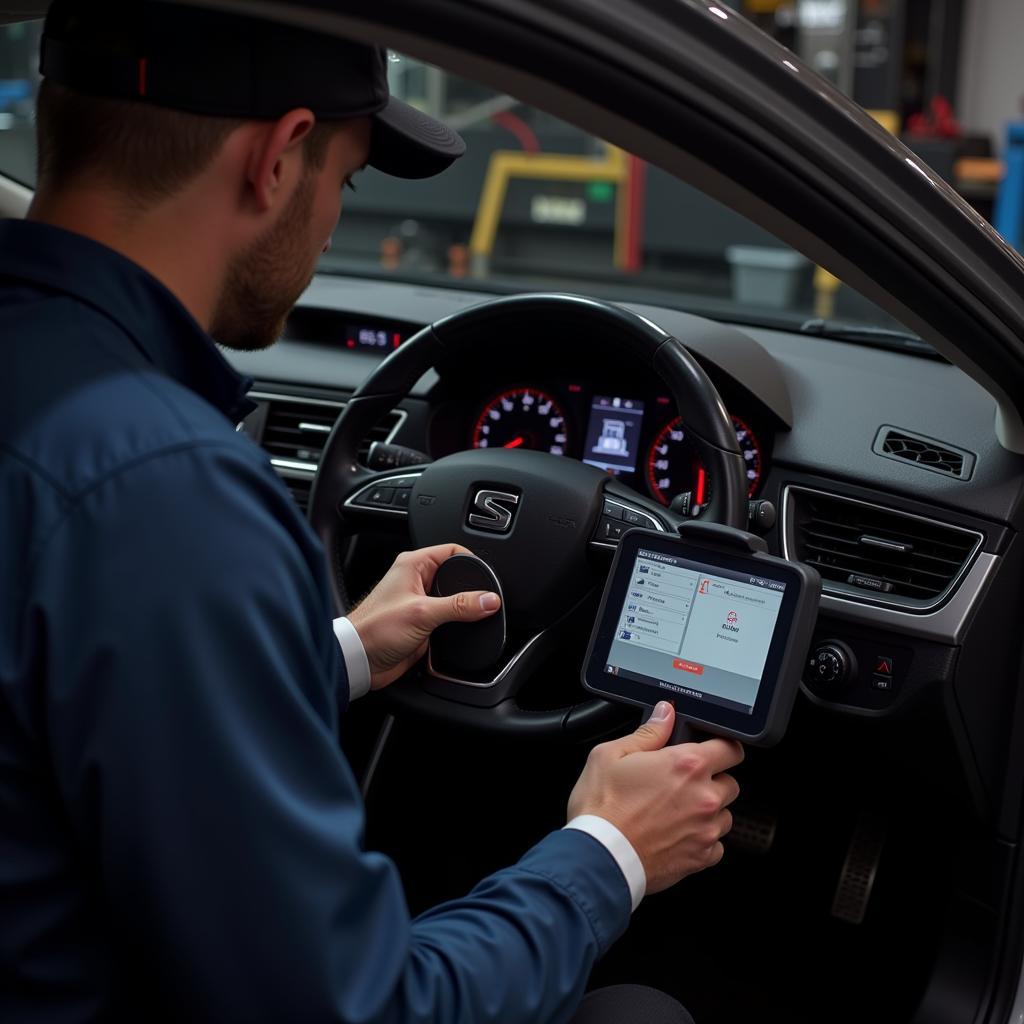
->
[0, 3, 743, 1022]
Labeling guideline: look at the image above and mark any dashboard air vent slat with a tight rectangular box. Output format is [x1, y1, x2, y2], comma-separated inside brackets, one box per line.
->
[798, 528, 965, 573]
[785, 487, 981, 609]
[872, 426, 975, 480]
[260, 399, 340, 467]
[252, 393, 403, 511]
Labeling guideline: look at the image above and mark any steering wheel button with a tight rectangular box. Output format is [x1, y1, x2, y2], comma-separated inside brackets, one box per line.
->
[368, 487, 395, 506]
[601, 517, 626, 541]
[622, 508, 646, 526]
[602, 499, 623, 520]
[394, 488, 411, 508]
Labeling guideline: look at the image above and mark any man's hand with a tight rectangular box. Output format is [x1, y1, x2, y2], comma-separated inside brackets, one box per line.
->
[567, 701, 743, 894]
[347, 544, 501, 689]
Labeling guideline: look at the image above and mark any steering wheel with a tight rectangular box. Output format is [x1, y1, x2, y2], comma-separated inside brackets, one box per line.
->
[309, 294, 748, 739]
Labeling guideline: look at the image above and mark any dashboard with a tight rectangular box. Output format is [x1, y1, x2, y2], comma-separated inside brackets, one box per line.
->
[281, 304, 779, 515]
[430, 382, 767, 512]
[231, 272, 1024, 832]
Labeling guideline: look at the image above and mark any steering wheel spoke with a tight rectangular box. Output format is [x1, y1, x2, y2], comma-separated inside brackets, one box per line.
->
[341, 468, 427, 522]
[423, 625, 552, 703]
[590, 489, 669, 550]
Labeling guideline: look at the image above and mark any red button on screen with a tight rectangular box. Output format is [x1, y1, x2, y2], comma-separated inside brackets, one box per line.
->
[672, 658, 704, 675]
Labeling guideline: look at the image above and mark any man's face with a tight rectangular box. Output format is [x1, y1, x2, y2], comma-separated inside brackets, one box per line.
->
[212, 117, 372, 351]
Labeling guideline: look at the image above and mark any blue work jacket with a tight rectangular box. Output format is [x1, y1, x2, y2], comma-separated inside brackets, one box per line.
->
[0, 219, 630, 1022]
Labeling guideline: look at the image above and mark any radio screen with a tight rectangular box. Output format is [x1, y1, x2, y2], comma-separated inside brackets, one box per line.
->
[605, 548, 786, 715]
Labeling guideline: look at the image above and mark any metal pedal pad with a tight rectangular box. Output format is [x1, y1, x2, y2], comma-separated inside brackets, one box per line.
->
[724, 805, 777, 856]
[831, 813, 886, 925]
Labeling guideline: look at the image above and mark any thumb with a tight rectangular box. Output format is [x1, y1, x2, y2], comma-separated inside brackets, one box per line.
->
[420, 590, 501, 631]
[611, 701, 676, 756]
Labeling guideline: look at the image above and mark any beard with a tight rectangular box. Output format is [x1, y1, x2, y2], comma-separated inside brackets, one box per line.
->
[211, 171, 319, 352]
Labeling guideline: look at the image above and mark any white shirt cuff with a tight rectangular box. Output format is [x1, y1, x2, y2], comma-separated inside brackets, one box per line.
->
[333, 616, 371, 701]
[563, 814, 646, 912]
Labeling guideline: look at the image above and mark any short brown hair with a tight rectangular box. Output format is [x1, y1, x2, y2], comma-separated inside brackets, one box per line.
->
[35, 80, 337, 205]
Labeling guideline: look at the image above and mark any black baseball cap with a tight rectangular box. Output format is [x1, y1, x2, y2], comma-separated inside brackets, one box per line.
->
[39, 1, 465, 179]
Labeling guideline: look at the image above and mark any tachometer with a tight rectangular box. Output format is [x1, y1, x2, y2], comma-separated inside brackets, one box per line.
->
[471, 388, 569, 455]
[646, 414, 763, 508]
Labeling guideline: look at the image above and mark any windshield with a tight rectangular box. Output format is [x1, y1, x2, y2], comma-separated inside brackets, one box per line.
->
[0, 23, 906, 335]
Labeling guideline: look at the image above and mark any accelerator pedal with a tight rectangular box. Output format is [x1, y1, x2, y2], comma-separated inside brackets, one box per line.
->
[831, 813, 886, 925]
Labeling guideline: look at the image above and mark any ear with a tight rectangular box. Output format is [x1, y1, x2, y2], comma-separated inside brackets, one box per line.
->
[245, 108, 317, 212]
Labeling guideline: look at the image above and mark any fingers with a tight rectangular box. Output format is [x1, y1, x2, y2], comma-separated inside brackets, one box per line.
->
[399, 544, 478, 595]
[714, 807, 733, 840]
[696, 812, 732, 868]
[711, 772, 741, 809]
[605, 701, 676, 756]
[417, 589, 501, 631]
[403, 543, 474, 576]
[693, 737, 745, 775]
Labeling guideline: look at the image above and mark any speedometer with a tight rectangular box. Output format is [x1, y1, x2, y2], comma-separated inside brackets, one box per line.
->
[471, 388, 569, 455]
[646, 414, 763, 508]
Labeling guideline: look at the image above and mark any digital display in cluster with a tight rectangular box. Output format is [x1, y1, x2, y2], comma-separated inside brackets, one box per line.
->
[344, 324, 403, 352]
[582, 395, 645, 474]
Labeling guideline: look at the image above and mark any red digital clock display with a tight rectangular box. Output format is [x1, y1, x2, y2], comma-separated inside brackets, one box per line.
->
[344, 324, 403, 351]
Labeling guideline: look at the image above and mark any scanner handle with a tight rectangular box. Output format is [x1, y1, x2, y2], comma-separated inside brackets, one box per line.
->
[641, 705, 702, 745]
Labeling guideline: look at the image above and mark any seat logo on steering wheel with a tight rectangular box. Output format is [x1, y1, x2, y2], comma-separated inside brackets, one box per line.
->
[467, 489, 521, 533]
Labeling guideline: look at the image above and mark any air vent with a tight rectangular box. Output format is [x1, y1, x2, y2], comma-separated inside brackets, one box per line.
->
[251, 392, 403, 511]
[784, 486, 982, 609]
[260, 397, 341, 469]
[873, 426, 975, 480]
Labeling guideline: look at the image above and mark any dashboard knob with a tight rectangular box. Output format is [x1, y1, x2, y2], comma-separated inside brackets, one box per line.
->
[747, 499, 776, 531]
[810, 641, 856, 686]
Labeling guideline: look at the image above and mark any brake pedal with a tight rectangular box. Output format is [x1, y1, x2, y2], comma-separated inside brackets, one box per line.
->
[725, 805, 777, 856]
[831, 813, 886, 925]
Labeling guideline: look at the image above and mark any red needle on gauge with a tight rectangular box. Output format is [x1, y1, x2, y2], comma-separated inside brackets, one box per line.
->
[504, 437, 525, 449]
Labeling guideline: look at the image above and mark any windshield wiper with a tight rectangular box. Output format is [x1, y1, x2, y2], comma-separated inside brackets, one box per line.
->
[799, 318, 942, 358]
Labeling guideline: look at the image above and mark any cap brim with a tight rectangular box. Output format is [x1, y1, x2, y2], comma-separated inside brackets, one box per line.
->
[368, 97, 466, 179]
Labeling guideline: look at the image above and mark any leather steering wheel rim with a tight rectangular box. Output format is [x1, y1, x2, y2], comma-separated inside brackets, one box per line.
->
[309, 293, 748, 740]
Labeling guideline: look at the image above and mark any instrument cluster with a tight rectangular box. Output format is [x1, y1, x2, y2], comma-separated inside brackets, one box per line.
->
[459, 383, 767, 512]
